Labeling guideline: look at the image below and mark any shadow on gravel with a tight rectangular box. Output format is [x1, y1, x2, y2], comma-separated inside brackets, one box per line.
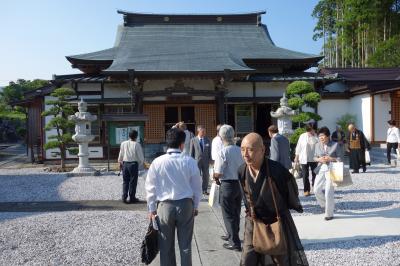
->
[335, 201, 399, 211]
[335, 207, 400, 219]
[303, 235, 400, 250]
[336, 189, 400, 195]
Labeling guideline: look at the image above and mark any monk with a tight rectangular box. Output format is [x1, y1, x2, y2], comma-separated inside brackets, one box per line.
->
[239, 133, 308, 266]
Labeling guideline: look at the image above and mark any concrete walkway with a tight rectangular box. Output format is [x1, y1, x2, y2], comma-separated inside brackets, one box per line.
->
[149, 201, 400, 266]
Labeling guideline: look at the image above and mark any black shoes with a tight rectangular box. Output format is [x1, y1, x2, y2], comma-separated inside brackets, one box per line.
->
[203, 191, 209, 196]
[129, 197, 140, 204]
[220, 235, 229, 241]
[324, 216, 334, 221]
[351, 171, 359, 174]
[122, 198, 129, 204]
[222, 243, 242, 252]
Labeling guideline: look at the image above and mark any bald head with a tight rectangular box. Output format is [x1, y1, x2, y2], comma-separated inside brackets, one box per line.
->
[348, 123, 355, 132]
[241, 133, 265, 169]
[242, 133, 264, 148]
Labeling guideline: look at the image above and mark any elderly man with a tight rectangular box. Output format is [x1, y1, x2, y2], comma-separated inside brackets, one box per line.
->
[145, 128, 202, 266]
[213, 124, 244, 251]
[268, 125, 291, 169]
[173, 121, 194, 155]
[190, 125, 212, 195]
[347, 123, 370, 173]
[239, 133, 308, 266]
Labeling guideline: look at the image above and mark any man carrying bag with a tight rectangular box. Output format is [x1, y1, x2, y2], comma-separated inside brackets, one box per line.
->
[239, 133, 308, 266]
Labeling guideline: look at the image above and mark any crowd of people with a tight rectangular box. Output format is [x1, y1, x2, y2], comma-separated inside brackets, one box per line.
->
[117, 119, 399, 266]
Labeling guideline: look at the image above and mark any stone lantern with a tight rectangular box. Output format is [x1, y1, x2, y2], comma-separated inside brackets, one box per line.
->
[270, 93, 298, 137]
[68, 98, 97, 174]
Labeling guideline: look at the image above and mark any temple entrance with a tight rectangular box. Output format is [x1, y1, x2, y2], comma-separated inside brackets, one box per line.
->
[165, 105, 196, 134]
[255, 103, 278, 138]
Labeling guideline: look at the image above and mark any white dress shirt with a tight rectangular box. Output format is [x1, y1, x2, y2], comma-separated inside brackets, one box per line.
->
[145, 148, 202, 212]
[211, 136, 223, 161]
[387, 127, 400, 143]
[295, 132, 318, 164]
[117, 140, 144, 165]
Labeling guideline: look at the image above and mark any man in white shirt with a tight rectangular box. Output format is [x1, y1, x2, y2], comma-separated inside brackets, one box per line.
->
[211, 124, 223, 161]
[173, 121, 194, 155]
[295, 124, 318, 196]
[386, 119, 400, 165]
[145, 128, 202, 266]
[118, 130, 144, 204]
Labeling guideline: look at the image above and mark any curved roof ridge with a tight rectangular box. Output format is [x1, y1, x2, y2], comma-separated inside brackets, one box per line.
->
[117, 10, 266, 16]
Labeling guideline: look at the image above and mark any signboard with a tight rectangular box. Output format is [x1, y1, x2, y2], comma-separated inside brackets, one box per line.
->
[108, 122, 144, 147]
[235, 105, 253, 134]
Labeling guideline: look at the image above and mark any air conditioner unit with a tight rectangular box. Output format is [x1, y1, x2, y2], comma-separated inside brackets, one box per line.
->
[380, 93, 390, 102]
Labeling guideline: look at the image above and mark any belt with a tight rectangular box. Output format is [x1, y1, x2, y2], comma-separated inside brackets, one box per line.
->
[220, 179, 239, 182]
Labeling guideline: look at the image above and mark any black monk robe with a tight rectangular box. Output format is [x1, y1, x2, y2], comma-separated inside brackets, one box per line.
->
[239, 159, 308, 266]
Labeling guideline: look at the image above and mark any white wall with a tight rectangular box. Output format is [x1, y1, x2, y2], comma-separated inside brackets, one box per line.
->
[374, 93, 391, 142]
[226, 82, 252, 97]
[104, 83, 129, 98]
[318, 99, 350, 133]
[349, 94, 371, 140]
[255, 82, 288, 97]
[77, 83, 101, 91]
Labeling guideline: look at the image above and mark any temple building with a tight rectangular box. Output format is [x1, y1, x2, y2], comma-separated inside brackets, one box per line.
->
[20, 10, 326, 162]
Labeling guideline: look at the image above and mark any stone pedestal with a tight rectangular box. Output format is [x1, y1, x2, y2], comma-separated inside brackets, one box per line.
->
[68, 99, 98, 175]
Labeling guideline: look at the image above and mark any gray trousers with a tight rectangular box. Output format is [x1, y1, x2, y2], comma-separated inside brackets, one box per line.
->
[198, 160, 210, 192]
[220, 180, 242, 247]
[157, 198, 194, 266]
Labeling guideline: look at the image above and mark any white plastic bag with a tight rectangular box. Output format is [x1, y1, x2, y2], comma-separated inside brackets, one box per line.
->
[329, 162, 344, 183]
[208, 182, 220, 208]
[365, 150, 371, 164]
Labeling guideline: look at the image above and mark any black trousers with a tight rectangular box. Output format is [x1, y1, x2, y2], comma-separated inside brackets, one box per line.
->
[220, 180, 242, 248]
[122, 161, 139, 200]
[349, 149, 366, 172]
[387, 142, 398, 163]
[301, 162, 317, 193]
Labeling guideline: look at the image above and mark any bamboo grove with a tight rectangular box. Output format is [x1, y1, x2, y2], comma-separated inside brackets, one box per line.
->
[312, 0, 400, 68]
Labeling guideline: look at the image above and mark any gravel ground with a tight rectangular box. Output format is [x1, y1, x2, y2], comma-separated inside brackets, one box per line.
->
[304, 236, 400, 266]
[0, 211, 148, 266]
[293, 164, 400, 216]
[0, 168, 147, 202]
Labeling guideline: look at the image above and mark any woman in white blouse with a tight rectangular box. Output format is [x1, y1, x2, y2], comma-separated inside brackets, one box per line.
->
[386, 120, 400, 165]
[295, 124, 319, 196]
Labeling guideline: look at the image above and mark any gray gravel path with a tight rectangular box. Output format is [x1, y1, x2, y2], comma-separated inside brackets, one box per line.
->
[0, 211, 148, 266]
[304, 236, 400, 266]
[0, 168, 147, 202]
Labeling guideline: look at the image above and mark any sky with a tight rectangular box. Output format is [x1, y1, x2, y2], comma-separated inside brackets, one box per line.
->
[0, 0, 322, 86]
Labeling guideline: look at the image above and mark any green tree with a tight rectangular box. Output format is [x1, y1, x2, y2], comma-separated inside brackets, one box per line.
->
[42, 88, 76, 170]
[1, 79, 49, 105]
[368, 35, 400, 66]
[286, 81, 322, 144]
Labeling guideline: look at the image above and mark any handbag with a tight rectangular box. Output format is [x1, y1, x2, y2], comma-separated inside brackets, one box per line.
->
[141, 220, 159, 265]
[289, 161, 302, 179]
[208, 181, 220, 207]
[244, 160, 287, 255]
